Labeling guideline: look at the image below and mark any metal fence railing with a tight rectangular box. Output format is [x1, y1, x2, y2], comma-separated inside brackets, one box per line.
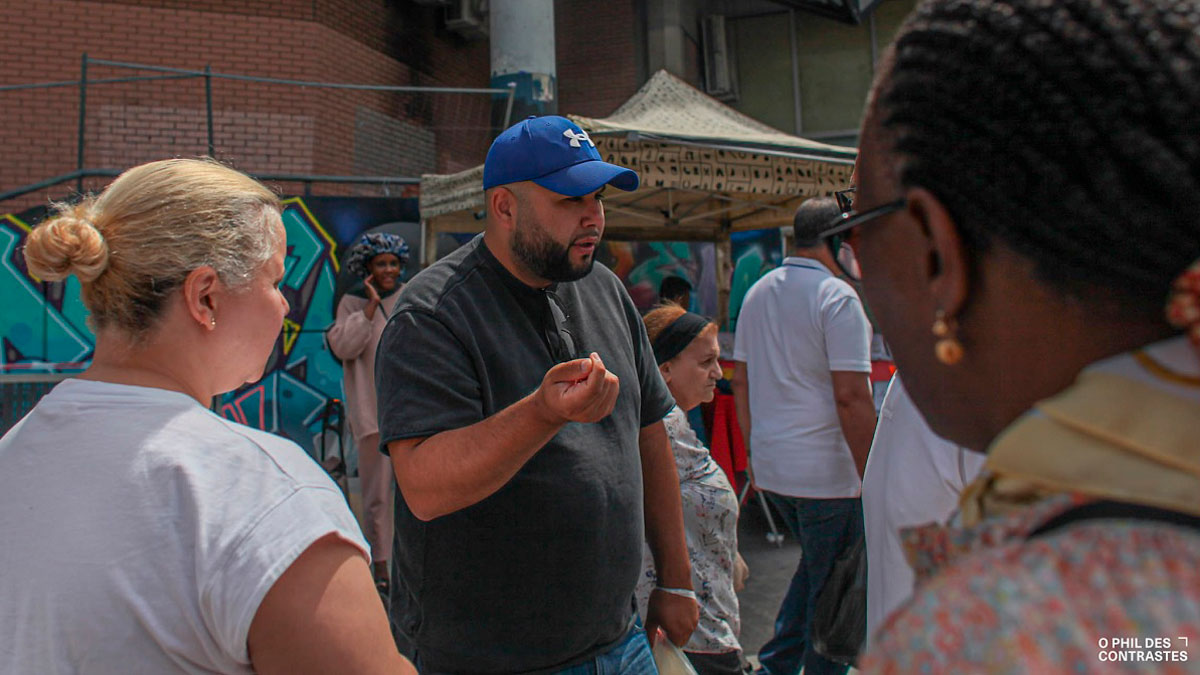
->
[1, 57, 513, 438]
[0, 374, 72, 436]
[1, 54, 514, 208]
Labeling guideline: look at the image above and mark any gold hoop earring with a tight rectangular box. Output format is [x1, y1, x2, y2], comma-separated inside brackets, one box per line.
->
[932, 309, 963, 365]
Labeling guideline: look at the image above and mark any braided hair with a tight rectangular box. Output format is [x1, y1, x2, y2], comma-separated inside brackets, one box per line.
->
[877, 0, 1200, 316]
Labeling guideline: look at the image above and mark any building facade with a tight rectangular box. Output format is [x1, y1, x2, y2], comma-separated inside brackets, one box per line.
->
[0, 0, 910, 451]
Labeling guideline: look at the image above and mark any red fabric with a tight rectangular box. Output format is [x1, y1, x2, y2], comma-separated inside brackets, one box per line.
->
[871, 360, 896, 383]
[708, 393, 747, 494]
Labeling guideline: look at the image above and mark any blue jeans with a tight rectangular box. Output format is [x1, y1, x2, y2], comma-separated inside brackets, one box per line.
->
[414, 625, 657, 675]
[552, 624, 658, 675]
[757, 494, 862, 675]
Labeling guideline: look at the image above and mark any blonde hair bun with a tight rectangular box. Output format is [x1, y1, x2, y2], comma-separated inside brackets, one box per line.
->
[24, 204, 110, 283]
[19, 159, 279, 338]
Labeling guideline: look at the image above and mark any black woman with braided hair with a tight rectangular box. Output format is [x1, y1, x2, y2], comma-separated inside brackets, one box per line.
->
[833, 0, 1200, 671]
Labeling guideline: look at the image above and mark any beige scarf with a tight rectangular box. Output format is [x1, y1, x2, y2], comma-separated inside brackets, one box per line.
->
[959, 367, 1200, 527]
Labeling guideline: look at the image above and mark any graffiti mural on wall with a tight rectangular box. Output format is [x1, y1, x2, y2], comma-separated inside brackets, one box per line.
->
[1, 197, 419, 455]
[727, 228, 785, 331]
[215, 197, 344, 447]
[4, 196, 774, 445]
[1, 210, 93, 371]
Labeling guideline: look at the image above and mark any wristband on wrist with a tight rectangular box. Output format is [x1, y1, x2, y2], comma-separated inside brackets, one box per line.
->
[655, 586, 697, 600]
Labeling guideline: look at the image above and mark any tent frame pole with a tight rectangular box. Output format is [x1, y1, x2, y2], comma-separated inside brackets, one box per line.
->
[716, 216, 733, 330]
[423, 219, 441, 269]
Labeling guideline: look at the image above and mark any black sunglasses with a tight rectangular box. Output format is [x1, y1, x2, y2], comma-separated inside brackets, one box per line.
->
[545, 290, 578, 363]
[818, 187, 906, 241]
[815, 187, 906, 281]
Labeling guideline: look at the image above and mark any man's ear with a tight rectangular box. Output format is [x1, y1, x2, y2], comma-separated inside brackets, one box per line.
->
[906, 187, 969, 318]
[488, 186, 520, 232]
[182, 265, 221, 330]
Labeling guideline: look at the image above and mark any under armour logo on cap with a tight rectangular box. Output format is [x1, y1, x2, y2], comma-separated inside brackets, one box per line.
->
[563, 129, 594, 148]
[483, 115, 638, 197]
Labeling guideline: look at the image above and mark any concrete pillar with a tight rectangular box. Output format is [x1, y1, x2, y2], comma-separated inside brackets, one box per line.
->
[490, 0, 557, 129]
[643, 0, 700, 79]
[646, 0, 687, 77]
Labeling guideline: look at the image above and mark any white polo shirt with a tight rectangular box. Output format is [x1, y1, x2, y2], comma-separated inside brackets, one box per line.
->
[732, 257, 872, 499]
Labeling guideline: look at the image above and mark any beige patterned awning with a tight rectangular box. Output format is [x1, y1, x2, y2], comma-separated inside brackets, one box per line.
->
[572, 69, 855, 158]
[419, 70, 855, 240]
[418, 165, 485, 223]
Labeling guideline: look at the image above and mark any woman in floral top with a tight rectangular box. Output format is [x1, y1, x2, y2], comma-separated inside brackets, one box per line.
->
[637, 305, 747, 675]
[836, 0, 1200, 671]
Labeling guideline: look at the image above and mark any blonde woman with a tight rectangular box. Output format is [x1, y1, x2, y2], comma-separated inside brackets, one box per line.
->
[638, 305, 748, 675]
[0, 159, 414, 674]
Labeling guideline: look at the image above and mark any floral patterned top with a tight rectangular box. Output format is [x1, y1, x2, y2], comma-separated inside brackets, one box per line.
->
[859, 493, 1200, 673]
[636, 406, 742, 655]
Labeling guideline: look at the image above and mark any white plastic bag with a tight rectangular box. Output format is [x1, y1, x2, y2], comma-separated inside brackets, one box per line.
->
[651, 629, 699, 675]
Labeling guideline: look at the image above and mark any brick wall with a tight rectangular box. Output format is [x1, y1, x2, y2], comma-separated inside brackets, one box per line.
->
[556, 0, 642, 118]
[86, 0, 310, 19]
[1, 0, 648, 213]
[0, 0, 491, 211]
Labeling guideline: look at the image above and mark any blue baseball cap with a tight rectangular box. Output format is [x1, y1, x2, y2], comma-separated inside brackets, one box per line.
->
[482, 115, 640, 197]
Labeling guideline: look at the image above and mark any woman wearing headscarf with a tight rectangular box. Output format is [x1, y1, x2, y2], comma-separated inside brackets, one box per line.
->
[0, 159, 412, 673]
[637, 304, 749, 675]
[327, 231, 409, 594]
[832, 0, 1200, 671]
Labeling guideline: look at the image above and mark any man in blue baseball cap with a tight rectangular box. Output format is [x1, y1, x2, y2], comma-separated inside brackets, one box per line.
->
[480, 114, 639, 284]
[376, 115, 699, 673]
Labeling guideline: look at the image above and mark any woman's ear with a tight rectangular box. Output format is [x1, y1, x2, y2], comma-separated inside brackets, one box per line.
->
[658, 362, 671, 385]
[907, 187, 969, 318]
[182, 266, 221, 330]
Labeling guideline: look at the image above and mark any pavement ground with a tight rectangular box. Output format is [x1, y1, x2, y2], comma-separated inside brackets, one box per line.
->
[736, 492, 800, 662]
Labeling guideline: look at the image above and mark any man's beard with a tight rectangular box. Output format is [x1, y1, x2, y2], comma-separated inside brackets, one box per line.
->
[511, 214, 596, 283]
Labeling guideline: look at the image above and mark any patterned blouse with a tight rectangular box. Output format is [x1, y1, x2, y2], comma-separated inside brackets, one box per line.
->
[859, 493, 1200, 673]
[636, 406, 743, 655]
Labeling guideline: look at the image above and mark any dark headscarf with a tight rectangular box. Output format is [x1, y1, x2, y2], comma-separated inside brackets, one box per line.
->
[652, 312, 711, 365]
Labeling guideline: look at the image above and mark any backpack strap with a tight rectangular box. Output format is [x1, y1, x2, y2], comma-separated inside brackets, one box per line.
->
[1028, 500, 1200, 539]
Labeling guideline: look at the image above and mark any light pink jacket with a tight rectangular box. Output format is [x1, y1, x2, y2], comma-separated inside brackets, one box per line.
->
[326, 289, 401, 443]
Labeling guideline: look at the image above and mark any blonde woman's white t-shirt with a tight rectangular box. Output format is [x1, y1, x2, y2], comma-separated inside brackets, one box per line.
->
[0, 379, 368, 674]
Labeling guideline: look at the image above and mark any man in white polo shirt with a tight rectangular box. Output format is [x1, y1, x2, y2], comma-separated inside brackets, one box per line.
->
[731, 196, 876, 675]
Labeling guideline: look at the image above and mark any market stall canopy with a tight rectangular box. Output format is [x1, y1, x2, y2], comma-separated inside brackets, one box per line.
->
[419, 69, 855, 245]
[571, 69, 855, 156]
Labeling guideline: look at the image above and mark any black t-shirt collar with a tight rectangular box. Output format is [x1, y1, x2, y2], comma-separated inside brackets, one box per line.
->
[474, 234, 578, 361]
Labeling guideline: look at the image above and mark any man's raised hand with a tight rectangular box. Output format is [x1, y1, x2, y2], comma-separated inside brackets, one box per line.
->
[535, 352, 620, 424]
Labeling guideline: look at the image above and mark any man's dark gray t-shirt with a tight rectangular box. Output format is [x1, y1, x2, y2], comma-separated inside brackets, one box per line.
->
[375, 235, 674, 674]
